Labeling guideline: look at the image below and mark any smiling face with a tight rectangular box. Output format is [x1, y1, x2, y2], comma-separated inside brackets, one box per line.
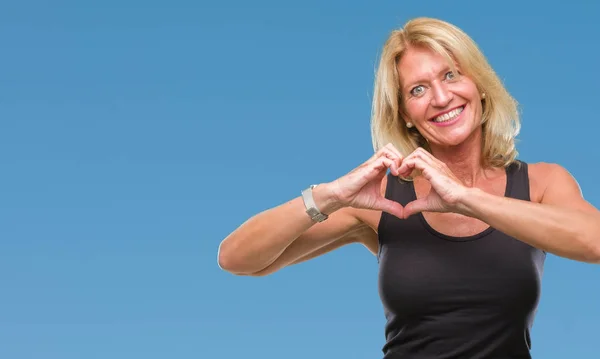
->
[398, 45, 484, 149]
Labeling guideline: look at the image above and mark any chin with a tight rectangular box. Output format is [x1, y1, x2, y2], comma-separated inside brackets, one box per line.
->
[428, 124, 481, 148]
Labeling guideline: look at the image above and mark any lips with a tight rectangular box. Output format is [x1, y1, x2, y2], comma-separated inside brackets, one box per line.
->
[429, 105, 466, 123]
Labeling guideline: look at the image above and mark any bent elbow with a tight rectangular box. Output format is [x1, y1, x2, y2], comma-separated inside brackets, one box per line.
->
[216, 251, 234, 272]
[216, 242, 261, 276]
[217, 245, 243, 274]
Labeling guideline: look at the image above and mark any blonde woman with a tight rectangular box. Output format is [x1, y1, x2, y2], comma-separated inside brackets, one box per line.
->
[217, 17, 600, 358]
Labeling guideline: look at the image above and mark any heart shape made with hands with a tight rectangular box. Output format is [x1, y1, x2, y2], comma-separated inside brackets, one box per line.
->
[385, 147, 468, 219]
[334, 145, 469, 220]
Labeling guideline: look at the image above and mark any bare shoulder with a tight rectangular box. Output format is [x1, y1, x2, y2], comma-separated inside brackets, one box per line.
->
[527, 162, 558, 203]
[527, 162, 585, 205]
[527, 161, 567, 177]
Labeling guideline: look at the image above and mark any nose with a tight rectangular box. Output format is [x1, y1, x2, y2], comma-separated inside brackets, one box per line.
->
[430, 82, 453, 108]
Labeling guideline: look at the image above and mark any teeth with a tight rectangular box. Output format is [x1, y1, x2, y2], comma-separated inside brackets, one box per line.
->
[433, 106, 464, 122]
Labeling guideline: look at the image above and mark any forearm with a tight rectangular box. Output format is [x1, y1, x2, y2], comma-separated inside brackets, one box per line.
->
[217, 184, 343, 274]
[218, 197, 314, 274]
[459, 188, 600, 263]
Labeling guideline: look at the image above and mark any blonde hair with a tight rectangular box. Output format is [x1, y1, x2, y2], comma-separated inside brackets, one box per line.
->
[370, 17, 520, 168]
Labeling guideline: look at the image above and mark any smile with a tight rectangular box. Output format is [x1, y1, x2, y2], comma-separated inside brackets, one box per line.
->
[431, 106, 465, 123]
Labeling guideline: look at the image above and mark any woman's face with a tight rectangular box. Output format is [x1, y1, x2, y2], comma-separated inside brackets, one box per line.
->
[397, 46, 484, 149]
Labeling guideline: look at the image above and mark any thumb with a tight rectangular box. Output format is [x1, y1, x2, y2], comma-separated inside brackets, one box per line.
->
[376, 198, 404, 219]
[403, 198, 429, 218]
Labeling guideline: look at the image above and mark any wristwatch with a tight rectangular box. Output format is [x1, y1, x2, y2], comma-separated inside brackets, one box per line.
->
[301, 184, 329, 222]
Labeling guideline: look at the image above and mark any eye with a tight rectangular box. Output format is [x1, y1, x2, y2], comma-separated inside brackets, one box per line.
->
[444, 70, 459, 81]
[410, 85, 425, 97]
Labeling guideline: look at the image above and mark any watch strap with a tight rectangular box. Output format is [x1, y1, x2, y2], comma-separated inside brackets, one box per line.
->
[301, 185, 329, 222]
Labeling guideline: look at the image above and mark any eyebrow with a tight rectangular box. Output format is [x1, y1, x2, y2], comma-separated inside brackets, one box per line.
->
[401, 64, 457, 92]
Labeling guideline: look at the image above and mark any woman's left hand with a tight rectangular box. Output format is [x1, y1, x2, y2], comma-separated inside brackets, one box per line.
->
[397, 148, 469, 218]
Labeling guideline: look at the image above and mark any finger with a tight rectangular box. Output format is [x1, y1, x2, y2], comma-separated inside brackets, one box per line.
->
[365, 149, 389, 168]
[403, 198, 429, 218]
[375, 198, 404, 219]
[361, 156, 398, 180]
[384, 143, 404, 161]
[397, 157, 423, 177]
[412, 147, 432, 158]
[354, 148, 399, 177]
[375, 157, 400, 176]
[396, 149, 423, 173]
[381, 146, 402, 163]
[369, 144, 403, 167]
[398, 157, 437, 179]
[409, 148, 440, 169]
[396, 158, 414, 178]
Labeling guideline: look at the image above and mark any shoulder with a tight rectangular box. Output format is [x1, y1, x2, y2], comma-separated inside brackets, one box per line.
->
[527, 161, 578, 188]
[526, 161, 582, 204]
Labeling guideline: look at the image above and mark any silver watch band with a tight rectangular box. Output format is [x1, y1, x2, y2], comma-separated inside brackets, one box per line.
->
[301, 184, 329, 222]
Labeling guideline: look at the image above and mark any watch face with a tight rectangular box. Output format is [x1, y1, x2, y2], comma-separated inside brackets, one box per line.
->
[307, 207, 319, 217]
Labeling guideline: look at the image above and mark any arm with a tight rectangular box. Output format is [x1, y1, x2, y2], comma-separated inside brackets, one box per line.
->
[217, 144, 405, 276]
[251, 221, 377, 276]
[217, 183, 360, 276]
[459, 164, 600, 263]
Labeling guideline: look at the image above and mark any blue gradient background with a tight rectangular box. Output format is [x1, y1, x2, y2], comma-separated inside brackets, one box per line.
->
[1, 1, 599, 358]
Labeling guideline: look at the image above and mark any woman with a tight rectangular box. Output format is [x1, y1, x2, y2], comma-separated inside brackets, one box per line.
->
[217, 17, 600, 358]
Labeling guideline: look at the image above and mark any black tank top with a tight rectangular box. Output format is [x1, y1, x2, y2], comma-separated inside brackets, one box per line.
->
[377, 160, 546, 359]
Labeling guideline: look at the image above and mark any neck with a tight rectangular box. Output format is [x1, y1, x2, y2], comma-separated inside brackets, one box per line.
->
[428, 129, 487, 187]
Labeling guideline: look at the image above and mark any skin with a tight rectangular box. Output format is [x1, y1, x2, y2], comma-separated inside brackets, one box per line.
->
[217, 45, 600, 277]
[394, 45, 506, 235]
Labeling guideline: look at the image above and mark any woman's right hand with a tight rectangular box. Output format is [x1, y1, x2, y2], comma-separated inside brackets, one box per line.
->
[329, 143, 405, 219]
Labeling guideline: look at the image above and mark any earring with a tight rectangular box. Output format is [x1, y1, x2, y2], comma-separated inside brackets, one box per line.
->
[406, 122, 413, 128]
[481, 92, 486, 99]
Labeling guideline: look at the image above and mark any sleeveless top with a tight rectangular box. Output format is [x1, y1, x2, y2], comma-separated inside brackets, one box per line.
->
[377, 160, 546, 359]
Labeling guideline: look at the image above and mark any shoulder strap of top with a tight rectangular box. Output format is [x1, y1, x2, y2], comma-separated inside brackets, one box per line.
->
[383, 160, 531, 204]
[506, 160, 531, 201]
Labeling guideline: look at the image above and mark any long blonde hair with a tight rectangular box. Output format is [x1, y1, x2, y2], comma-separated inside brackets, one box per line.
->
[370, 17, 520, 168]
